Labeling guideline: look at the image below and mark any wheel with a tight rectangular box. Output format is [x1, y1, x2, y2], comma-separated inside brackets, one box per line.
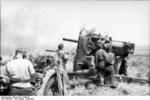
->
[44, 75, 59, 96]
[35, 69, 58, 96]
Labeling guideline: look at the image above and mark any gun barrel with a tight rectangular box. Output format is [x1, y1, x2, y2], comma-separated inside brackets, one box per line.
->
[63, 38, 78, 43]
[112, 40, 127, 44]
[46, 50, 57, 52]
[63, 38, 127, 44]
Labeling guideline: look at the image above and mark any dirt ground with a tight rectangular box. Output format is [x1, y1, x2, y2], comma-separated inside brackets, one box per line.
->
[67, 78, 149, 96]
[1, 47, 149, 96]
[65, 54, 150, 96]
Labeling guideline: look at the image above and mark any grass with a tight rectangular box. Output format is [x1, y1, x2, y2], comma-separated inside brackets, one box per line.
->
[128, 55, 149, 79]
[1, 46, 150, 96]
[67, 78, 149, 96]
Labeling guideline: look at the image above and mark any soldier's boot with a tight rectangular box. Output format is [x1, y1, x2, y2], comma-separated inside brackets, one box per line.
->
[110, 72, 114, 85]
[104, 73, 109, 85]
[99, 76, 104, 86]
[96, 71, 104, 86]
[109, 71, 118, 88]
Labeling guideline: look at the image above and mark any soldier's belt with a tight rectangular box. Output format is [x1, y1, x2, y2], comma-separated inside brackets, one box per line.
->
[105, 63, 114, 66]
[98, 59, 105, 62]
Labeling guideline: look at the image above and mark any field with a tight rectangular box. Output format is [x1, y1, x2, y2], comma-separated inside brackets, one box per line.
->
[66, 46, 150, 96]
[0, 46, 150, 96]
[65, 54, 150, 96]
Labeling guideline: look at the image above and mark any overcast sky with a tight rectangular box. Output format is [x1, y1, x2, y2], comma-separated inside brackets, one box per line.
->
[1, 0, 150, 49]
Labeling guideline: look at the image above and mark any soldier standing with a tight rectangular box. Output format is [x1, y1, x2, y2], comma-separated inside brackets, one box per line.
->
[95, 43, 106, 86]
[57, 43, 68, 70]
[6, 49, 36, 95]
[119, 44, 130, 76]
[119, 55, 129, 76]
[55, 43, 68, 95]
[104, 46, 115, 86]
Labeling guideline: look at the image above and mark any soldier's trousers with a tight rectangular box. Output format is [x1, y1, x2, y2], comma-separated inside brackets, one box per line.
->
[119, 60, 128, 76]
[104, 64, 114, 85]
[96, 61, 105, 85]
[114, 58, 121, 74]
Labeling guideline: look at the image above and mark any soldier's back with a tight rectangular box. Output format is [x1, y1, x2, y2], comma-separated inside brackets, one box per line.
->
[105, 52, 115, 65]
[96, 49, 106, 70]
[96, 49, 106, 61]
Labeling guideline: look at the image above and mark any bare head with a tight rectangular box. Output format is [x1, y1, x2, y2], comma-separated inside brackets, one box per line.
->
[58, 43, 64, 50]
[97, 42, 103, 50]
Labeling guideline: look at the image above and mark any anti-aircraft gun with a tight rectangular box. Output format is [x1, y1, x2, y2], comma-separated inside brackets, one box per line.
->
[63, 30, 135, 74]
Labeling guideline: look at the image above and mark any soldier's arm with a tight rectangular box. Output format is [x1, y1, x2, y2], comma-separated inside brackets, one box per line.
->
[28, 60, 36, 82]
[113, 53, 116, 63]
[95, 52, 99, 66]
[110, 53, 115, 65]
[103, 50, 107, 60]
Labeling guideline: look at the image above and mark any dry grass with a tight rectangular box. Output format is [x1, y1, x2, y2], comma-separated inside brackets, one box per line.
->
[65, 54, 150, 96]
[1, 47, 150, 96]
[128, 55, 149, 79]
[67, 78, 149, 96]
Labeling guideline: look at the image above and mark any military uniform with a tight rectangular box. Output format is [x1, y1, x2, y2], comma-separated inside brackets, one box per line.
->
[57, 50, 68, 70]
[118, 43, 131, 76]
[104, 51, 115, 85]
[95, 48, 106, 85]
[119, 56, 129, 76]
[54, 44, 68, 95]
[6, 50, 35, 96]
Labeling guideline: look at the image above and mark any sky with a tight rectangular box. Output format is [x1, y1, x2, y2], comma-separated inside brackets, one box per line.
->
[1, 0, 150, 49]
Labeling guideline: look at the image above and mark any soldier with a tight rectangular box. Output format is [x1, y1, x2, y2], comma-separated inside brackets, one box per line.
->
[104, 46, 115, 86]
[5, 49, 36, 95]
[57, 43, 68, 70]
[119, 56, 129, 76]
[95, 42, 106, 86]
[54, 43, 68, 95]
[119, 44, 130, 76]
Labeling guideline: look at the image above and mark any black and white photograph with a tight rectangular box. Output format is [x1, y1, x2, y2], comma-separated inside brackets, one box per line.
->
[0, 0, 150, 96]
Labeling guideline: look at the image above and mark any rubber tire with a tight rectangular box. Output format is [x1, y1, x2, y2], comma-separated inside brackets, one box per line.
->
[44, 76, 59, 96]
